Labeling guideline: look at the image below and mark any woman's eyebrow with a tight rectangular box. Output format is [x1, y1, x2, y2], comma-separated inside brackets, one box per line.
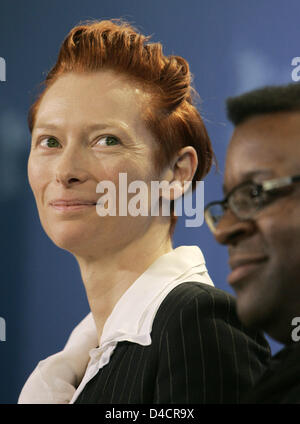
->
[83, 122, 131, 134]
[33, 123, 62, 131]
[33, 121, 131, 134]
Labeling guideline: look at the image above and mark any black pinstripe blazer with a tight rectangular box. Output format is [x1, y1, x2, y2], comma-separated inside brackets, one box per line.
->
[75, 282, 271, 404]
[242, 341, 300, 403]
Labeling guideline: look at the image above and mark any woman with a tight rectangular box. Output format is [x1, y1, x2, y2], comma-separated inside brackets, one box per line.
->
[19, 19, 270, 404]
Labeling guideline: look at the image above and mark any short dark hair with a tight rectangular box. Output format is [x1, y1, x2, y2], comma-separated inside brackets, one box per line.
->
[226, 82, 300, 126]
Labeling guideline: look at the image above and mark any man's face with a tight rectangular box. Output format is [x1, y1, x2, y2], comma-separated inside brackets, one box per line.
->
[215, 111, 300, 343]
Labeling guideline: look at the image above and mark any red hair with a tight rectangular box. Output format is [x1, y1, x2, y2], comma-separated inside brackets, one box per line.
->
[28, 20, 214, 234]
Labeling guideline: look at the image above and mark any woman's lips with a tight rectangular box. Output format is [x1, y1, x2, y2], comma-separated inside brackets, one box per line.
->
[228, 256, 268, 286]
[49, 199, 97, 212]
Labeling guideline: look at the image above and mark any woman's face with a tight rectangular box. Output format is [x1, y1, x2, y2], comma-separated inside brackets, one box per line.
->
[28, 70, 164, 257]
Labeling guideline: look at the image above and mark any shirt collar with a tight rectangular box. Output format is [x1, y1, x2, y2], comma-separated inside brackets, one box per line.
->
[98, 245, 210, 350]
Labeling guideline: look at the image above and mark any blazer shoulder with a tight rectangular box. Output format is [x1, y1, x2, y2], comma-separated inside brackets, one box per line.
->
[151, 282, 271, 404]
[152, 282, 270, 353]
[155, 282, 237, 322]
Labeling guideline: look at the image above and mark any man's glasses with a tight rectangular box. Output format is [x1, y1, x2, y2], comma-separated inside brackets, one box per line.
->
[204, 174, 300, 234]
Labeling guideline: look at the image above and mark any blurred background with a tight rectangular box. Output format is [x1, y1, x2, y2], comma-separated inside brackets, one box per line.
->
[0, 0, 298, 403]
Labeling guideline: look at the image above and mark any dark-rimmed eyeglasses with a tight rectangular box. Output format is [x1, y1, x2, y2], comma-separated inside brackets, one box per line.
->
[204, 174, 300, 234]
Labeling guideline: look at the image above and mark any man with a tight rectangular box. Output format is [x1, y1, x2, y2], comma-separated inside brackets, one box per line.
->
[205, 82, 300, 403]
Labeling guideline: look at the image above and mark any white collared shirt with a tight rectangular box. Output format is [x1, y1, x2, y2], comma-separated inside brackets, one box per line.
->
[18, 245, 213, 404]
[70, 245, 213, 403]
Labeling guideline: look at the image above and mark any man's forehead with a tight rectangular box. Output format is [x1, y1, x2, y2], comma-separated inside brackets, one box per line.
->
[228, 110, 300, 148]
[223, 112, 300, 193]
[224, 134, 277, 192]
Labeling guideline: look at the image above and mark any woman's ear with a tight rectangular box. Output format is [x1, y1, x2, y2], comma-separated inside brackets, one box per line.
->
[160, 146, 198, 201]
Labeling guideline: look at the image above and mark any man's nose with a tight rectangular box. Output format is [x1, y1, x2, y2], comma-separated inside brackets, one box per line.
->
[55, 145, 89, 187]
[214, 211, 256, 245]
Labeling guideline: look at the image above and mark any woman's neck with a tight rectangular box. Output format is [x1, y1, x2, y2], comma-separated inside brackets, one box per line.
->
[75, 226, 173, 342]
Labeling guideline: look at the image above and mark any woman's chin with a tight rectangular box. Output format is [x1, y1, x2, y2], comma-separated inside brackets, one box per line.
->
[45, 225, 95, 254]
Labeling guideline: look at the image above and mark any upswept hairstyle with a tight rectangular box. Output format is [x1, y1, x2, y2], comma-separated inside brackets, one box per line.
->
[28, 19, 214, 233]
[226, 82, 300, 126]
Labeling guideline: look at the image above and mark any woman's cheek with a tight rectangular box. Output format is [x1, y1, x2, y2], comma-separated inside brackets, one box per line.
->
[97, 157, 131, 183]
[28, 154, 51, 201]
[28, 154, 41, 194]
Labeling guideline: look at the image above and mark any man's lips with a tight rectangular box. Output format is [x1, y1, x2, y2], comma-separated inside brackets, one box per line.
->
[228, 255, 268, 286]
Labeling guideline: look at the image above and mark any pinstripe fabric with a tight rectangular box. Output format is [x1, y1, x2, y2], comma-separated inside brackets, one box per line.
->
[75, 282, 271, 404]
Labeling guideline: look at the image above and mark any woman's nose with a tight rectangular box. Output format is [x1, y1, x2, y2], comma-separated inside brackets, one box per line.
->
[55, 146, 89, 187]
[213, 211, 256, 245]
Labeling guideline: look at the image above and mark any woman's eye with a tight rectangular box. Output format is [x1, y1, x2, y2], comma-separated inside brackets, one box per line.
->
[96, 136, 120, 147]
[40, 137, 60, 148]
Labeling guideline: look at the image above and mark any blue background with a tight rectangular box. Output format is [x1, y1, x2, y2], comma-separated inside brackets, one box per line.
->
[0, 0, 297, 403]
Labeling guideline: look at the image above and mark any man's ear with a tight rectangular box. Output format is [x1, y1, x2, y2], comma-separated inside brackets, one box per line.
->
[160, 146, 198, 201]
